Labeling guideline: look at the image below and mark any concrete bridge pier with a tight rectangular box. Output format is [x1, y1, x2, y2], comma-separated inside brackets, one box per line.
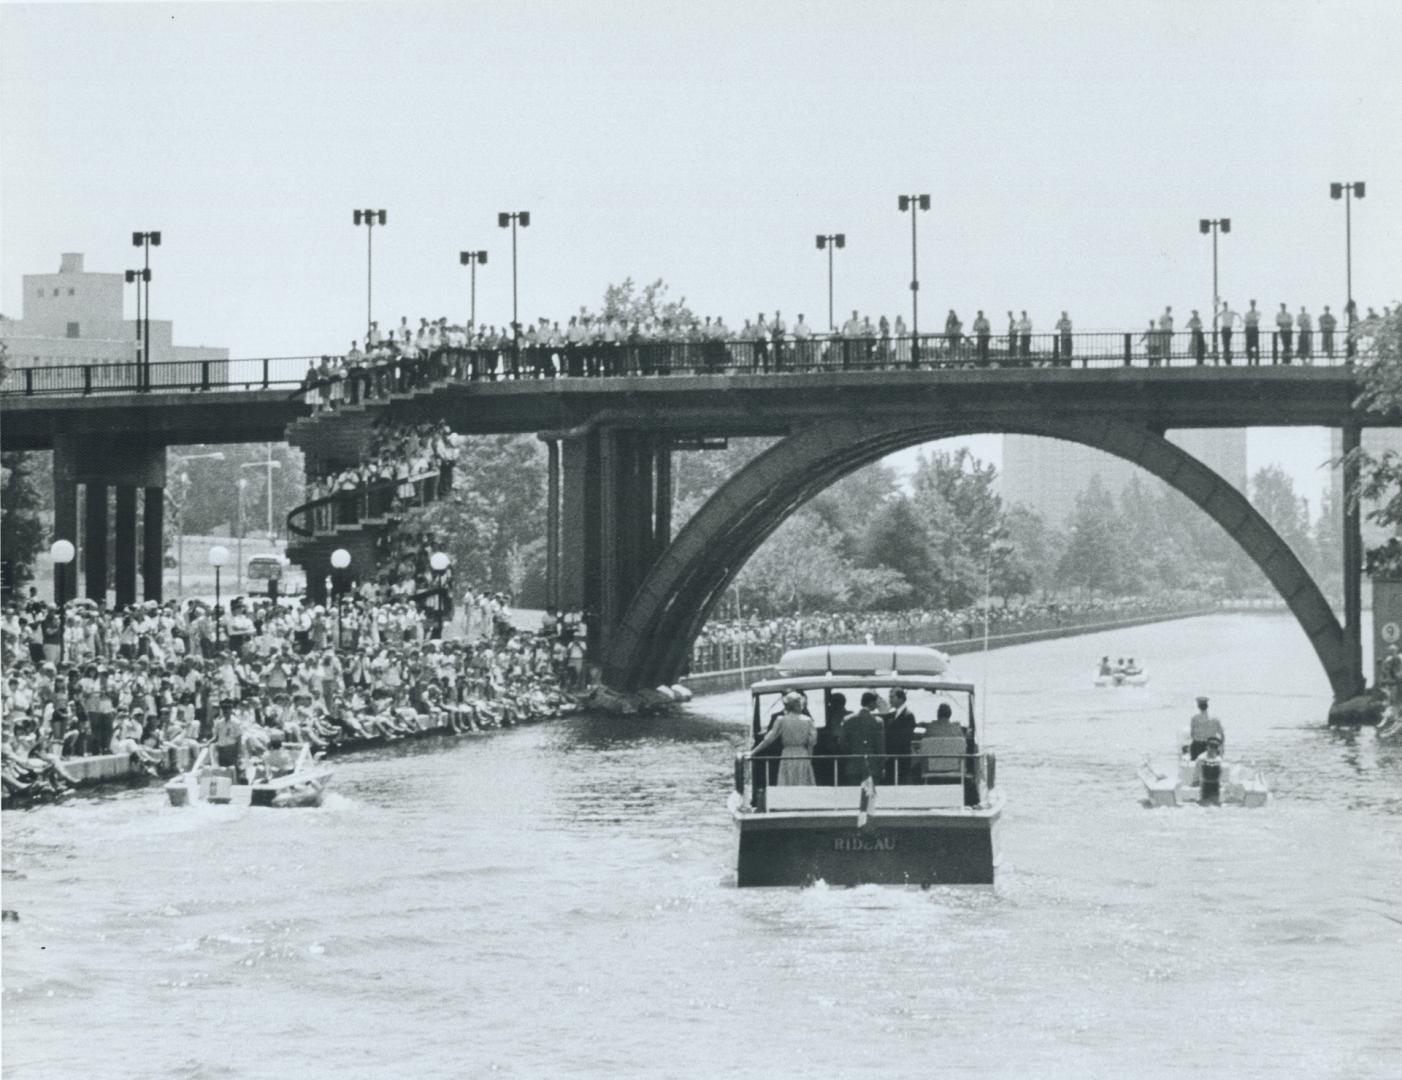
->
[1342, 422, 1365, 697]
[52, 435, 167, 607]
[554, 427, 673, 666]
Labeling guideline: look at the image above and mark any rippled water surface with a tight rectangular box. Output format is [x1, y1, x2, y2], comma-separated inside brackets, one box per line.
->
[4, 614, 1401, 1079]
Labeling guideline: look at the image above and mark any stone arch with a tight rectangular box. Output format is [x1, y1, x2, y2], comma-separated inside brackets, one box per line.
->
[602, 415, 1353, 698]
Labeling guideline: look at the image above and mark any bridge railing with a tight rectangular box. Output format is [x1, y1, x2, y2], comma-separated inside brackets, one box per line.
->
[0, 355, 316, 397]
[287, 464, 453, 540]
[1, 327, 1371, 401]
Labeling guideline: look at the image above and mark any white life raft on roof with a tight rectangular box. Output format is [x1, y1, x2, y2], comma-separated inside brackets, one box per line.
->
[776, 643, 952, 678]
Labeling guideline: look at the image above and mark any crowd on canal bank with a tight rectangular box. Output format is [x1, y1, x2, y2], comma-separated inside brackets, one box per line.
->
[688, 592, 1212, 674]
[0, 591, 579, 806]
[295, 301, 1395, 408]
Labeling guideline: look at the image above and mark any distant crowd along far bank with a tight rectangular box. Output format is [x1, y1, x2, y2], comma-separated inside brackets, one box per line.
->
[298, 299, 1394, 396]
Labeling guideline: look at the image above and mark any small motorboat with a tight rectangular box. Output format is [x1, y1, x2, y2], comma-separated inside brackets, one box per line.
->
[1137, 753, 1269, 808]
[1095, 666, 1149, 687]
[165, 743, 333, 808]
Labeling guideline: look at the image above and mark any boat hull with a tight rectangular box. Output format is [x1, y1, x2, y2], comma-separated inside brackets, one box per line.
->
[735, 803, 1001, 887]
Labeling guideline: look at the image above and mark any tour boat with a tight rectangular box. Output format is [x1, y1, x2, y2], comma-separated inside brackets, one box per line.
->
[1094, 666, 1149, 687]
[731, 644, 1002, 887]
[164, 743, 334, 808]
[1137, 751, 1269, 808]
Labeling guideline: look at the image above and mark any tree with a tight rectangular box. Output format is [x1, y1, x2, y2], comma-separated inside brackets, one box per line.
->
[1057, 474, 1129, 593]
[1250, 464, 1316, 569]
[736, 510, 856, 613]
[586, 277, 698, 331]
[1, 452, 46, 594]
[907, 448, 1006, 607]
[1003, 504, 1066, 597]
[1344, 305, 1402, 575]
[860, 497, 933, 602]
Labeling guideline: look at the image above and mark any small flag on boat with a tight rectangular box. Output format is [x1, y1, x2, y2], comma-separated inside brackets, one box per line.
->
[857, 776, 877, 830]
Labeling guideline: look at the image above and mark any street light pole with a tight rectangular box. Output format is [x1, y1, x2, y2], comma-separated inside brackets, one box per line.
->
[1330, 181, 1366, 312]
[240, 452, 282, 541]
[459, 250, 488, 331]
[497, 212, 530, 339]
[898, 194, 930, 366]
[815, 234, 846, 332]
[131, 231, 160, 389]
[237, 478, 247, 593]
[170, 450, 225, 600]
[123, 269, 146, 373]
[1199, 217, 1230, 359]
[353, 209, 387, 337]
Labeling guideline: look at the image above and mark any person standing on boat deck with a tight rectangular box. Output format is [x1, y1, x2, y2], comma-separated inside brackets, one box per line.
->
[1192, 736, 1225, 805]
[814, 692, 847, 786]
[840, 691, 886, 785]
[1188, 696, 1224, 759]
[884, 689, 918, 783]
[749, 691, 815, 786]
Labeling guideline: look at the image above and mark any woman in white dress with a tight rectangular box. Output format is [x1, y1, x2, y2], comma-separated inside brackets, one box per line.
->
[749, 691, 816, 785]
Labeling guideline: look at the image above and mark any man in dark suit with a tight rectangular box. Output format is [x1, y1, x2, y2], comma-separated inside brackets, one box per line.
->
[840, 691, 886, 785]
[884, 688, 918, 784]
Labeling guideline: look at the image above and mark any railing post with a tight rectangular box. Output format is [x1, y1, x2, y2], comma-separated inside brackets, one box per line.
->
[83, 365, 92, 395]
[24, 368, 33, 395]
[1123, 334, 1132, 366]
[262, 357, 270, 389]
[1271, 332, 1278, 365]
[201, 359, 211, 390]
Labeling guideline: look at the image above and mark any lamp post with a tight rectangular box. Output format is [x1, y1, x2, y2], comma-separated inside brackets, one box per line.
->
[1198, 217, 1230, 358]
[123, 268, 149, 375]
[353, 209, 387, 337]
[170, 451, 225, 599]
[240, 451, 282, 541]
[1329, 181, 1366, 313]
[459, 250, 488, 331]
[236, 477, 248, 593]
[208, 545, 230, 645]
[131, 231, 160, 390]
[429, 551, 450, 637]
[897, 194, 930, 366]
[330, 547, 352, 601]
[50, 540, 75, 663]
[814, 233, 846, 332]
[496, 212, 530, 339]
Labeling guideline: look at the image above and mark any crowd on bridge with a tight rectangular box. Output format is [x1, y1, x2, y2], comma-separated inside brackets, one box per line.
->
[0, 589, 578, 806]
[688, 591, 1211, 675]
[290, 298, 1394, 412]
[304, 420, 458, 505]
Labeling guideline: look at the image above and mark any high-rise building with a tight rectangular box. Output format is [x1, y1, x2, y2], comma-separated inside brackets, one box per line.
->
[1001, 429, 1248, 527]
[0, 253, 227, 383]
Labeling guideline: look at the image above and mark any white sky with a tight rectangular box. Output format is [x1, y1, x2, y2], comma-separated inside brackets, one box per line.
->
[3, 0, 1399, 508]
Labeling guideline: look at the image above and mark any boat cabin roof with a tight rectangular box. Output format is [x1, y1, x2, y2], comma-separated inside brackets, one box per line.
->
[775, 643, 952, 678]
[750, 673, 976, 697]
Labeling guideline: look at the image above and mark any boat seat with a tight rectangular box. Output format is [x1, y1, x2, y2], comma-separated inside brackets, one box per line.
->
[913, 735, 967, 779]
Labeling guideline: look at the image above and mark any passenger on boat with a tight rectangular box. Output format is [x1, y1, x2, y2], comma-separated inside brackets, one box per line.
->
[212, 699, 244, 775]
[1188, 696, 1224, 759]
[884, 688, 918, 784]
[1382, 645, 1402, 707]
[749, 691, 816, 786]
[840, 692, 885, 785]
[1098, 656, 1113, 677]
[1123, 658, 1141, 676]
[1192, 736, 1224, 805]
[1115, 657, 1127, 673]
[257, 734, 294, 781]
[814, 692, 847, 786]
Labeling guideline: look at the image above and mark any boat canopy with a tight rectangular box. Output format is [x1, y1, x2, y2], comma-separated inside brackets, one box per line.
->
[749, 673, 976, 697]
[775, 644, 953, 678]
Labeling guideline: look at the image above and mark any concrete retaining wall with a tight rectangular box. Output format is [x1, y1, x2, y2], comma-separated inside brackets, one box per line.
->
[63, 745, 200, 786]
[680, 606, 1217, 698]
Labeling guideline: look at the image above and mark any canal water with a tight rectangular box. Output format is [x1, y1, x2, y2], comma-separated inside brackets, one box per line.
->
[4, 613, 1400, 1079]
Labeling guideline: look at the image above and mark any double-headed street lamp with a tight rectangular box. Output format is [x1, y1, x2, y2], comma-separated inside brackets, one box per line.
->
[240, 451, 282, 541]
[897, 194, 930, 365]
[459, 250, 488, 331]
[1329, 181, 1366, 314]
[123, 268, 150, 374]
[497, 211, 530, 338]
[353, 209, 387, 337]
[131, 230, 160, 389]
[1199, 217, 1230, 356]
[815, 233, 846, 332]
[209, 545, 230, 644]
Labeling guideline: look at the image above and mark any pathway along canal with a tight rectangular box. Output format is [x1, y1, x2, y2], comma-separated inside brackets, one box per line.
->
[3, 613, 1400, 1079]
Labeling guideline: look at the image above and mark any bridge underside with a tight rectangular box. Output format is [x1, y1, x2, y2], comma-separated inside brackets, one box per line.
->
[573, 416, 1361, 701]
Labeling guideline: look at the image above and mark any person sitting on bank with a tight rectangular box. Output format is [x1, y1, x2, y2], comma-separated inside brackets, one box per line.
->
[748, 691, 815, 786]
[1187, 695, 1224, 759]
[1192, 735, 1225, 805]
[840, 691, 885, 786]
